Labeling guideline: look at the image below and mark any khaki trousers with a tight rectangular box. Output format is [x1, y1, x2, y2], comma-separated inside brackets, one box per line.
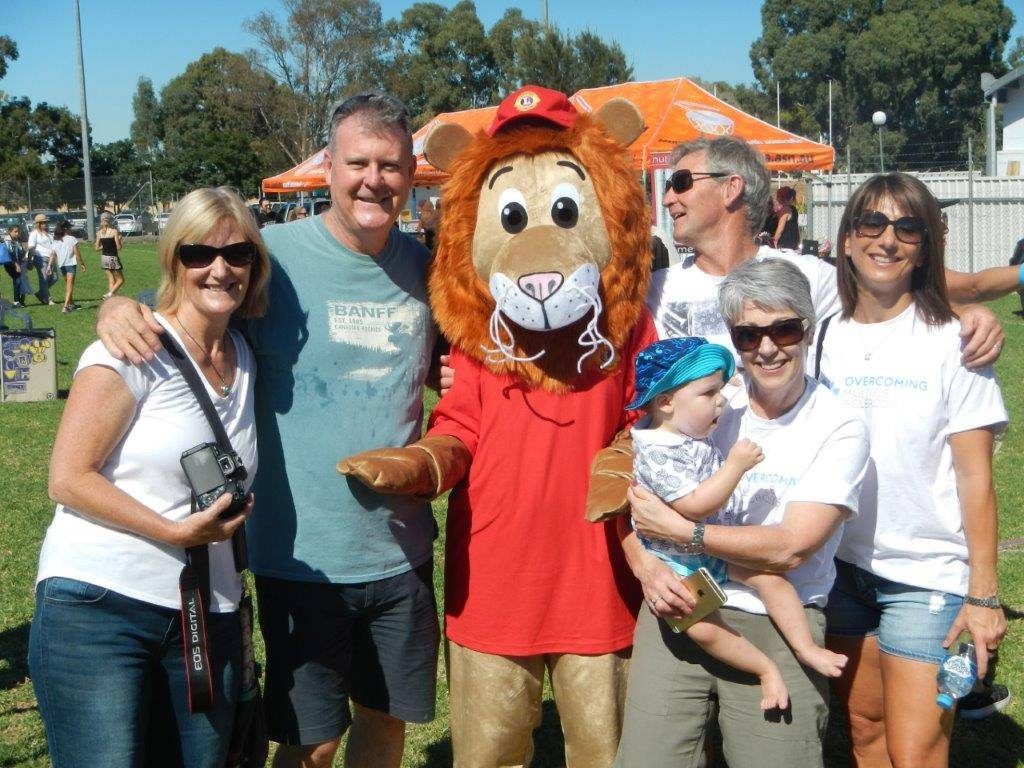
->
[447, 641, 630, 768]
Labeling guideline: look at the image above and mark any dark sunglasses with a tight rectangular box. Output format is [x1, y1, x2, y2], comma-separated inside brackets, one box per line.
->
[729, 317, 807, 353]
[853, 211, 927, 245]
[177, 242, 257, 269]
[664, 169, 730, 194]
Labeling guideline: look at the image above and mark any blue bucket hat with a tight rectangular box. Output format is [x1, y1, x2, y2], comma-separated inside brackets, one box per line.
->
[625, 336, 735, 411]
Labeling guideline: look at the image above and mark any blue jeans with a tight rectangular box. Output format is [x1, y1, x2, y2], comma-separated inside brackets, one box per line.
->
[29, 577, 241, 768]
[32, 253, 51, 302]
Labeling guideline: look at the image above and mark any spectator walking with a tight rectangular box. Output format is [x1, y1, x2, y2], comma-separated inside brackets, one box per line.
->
[27, 213, 57, 305]
[50, 221, 85, 313]
[94, 213, 125, 299]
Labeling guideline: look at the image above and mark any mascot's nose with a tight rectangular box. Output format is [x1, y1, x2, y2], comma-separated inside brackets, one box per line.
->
[518, 271, 564, 302]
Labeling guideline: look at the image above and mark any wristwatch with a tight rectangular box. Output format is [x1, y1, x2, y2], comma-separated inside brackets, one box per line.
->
[964, 594, 1002, 609]
[682, 521, 706, 555]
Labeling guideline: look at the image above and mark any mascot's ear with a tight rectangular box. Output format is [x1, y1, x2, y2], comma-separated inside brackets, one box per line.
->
[592, 97, 645, 148]
[424, 123, 474, 172]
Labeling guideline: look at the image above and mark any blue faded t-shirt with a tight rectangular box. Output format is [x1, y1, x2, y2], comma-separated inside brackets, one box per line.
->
[245, 216, 437, 583]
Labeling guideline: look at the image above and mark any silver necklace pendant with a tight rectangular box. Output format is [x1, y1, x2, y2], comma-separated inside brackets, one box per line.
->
[219, 384, 231, 397]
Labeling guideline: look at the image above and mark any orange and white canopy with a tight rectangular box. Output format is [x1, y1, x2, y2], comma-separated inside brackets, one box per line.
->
[261, 78, 834, 193]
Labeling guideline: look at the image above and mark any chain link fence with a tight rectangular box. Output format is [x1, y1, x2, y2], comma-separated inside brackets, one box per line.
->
[0, 174, 159, 216]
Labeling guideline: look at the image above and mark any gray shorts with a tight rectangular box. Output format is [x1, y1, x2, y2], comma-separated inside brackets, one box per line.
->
[255, 560, 440, 746]
[615, 607, 829, 768]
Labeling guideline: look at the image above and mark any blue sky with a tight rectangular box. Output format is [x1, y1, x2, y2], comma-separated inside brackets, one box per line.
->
[4, 0, 1024, 144]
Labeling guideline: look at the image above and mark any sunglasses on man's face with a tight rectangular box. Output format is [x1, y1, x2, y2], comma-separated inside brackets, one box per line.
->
[664, 169, 730, 195]
[177, 242, 257, 269]
[729, 317, 808, 353]
[853, 211, 927, 245]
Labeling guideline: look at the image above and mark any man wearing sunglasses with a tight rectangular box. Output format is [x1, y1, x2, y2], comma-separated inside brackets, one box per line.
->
[647, 136, 1004, 371]
[97, 93, 438, 768]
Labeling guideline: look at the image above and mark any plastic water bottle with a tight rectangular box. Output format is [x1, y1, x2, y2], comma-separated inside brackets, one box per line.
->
[936, 632, 977, 710]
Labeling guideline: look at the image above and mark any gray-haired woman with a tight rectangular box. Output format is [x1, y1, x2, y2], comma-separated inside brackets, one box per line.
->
[616, 258, 870, 768]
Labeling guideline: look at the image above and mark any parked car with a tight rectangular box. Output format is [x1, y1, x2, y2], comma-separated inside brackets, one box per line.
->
[115, 211, 157, 236]
[156, 211, 172, 233]
[67, 210, 89, 237]
[0, 214, 27, 240]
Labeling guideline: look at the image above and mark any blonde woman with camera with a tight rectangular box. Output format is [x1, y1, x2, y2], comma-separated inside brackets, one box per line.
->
[29, 187, 270, 768]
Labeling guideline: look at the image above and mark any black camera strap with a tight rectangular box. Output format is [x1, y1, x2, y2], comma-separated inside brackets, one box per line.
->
[162, 329, 246, 714]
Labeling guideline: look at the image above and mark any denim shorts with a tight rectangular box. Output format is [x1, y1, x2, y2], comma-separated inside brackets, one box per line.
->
[60, 265, 76, 276]
[825, 559, 963, 665]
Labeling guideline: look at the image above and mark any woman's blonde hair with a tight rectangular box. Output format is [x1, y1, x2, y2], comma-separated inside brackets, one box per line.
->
[156, 187, 270, 318]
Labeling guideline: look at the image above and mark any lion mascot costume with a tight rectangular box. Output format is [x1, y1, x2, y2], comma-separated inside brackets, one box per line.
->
[340, 85, 654, 767]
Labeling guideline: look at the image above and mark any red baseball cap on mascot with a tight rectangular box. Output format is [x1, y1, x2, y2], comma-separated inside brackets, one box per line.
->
[487, 85, 579, 136]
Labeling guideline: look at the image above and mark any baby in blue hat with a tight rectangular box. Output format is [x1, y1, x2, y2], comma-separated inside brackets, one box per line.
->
[629, 337, 846, 710]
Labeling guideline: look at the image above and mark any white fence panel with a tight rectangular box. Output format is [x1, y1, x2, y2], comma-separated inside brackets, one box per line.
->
[806, 172, 1024, 272]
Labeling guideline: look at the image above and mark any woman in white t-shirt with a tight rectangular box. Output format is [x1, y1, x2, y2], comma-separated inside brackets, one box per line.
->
[28, 188, 270, 768]
[49, 220, 86, 312]
[817, 173, 1007, 767]
[617, 258, 869, 768]
[27, 213, 57, 305]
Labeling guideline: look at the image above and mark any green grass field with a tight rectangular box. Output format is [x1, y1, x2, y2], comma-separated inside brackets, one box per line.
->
[1, 241, 1022, 766]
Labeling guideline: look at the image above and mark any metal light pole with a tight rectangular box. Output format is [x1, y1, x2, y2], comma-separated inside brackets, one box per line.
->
[73, 0, 95, 241]
[827, 78, 834, 146]
[872, 111, 887, 172]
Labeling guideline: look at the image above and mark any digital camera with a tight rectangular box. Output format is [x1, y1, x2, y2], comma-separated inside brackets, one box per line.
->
[180, 443, 248, 517]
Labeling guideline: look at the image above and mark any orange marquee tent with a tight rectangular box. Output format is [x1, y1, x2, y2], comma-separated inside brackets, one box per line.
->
[261, 149, 329, 194]
[261, 77, 834, 193]
[570, 78, 834, 173]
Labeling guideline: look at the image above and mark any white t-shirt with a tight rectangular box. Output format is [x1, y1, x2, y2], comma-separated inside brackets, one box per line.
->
[646, 246, 840, 364]
[36, 315, 258, 612]
[28, 229, 56, 260]
[711, 377, 869, 613]
[53, 235, 78, 268]
[816, 304, 1008, 595]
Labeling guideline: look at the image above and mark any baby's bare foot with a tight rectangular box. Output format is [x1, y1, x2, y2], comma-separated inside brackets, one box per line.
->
[796, 645, 848, 678]
[759, 664, 789, 711]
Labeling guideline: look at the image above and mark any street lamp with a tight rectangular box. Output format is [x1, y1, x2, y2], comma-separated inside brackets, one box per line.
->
[872, 111, 887, 172]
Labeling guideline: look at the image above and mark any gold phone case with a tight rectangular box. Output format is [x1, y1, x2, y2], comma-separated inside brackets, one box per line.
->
[663, 566, 727, 634]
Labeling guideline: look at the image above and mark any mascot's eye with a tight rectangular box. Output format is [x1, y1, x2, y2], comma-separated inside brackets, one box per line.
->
[550, 182, 581, 229]
[502, 202, 528, 234]
[497, 187, 529, 234]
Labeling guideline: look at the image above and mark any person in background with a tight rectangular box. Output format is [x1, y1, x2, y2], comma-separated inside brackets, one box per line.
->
[28, 187, 269, 768]
[772, 186, 800, 250]
[818, 173, 1007, 766]
[1, 227, 22, 305]
[256, 198, 278, 228]
[2, 224, 31, 305]
[27, 213, 57, 306]
[285, 205, 308, 223]
[94, 213, 125, 299]
[49, 221, 85, 313]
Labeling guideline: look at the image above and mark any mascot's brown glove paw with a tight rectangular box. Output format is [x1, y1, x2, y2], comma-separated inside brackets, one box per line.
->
[338, 435, 472, 500]
[585, 427, 635, 523]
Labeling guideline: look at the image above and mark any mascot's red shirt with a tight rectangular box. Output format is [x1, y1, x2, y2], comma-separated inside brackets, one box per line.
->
[428, 312, 656, 655]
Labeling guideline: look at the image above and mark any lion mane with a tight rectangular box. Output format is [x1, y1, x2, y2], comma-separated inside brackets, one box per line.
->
[428, 112, 651, 393]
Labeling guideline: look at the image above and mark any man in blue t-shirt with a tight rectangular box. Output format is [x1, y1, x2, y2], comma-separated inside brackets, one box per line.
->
[97, 93, 438, 768]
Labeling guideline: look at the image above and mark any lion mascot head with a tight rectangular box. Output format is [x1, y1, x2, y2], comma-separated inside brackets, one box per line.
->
[424, 85, 651, 392]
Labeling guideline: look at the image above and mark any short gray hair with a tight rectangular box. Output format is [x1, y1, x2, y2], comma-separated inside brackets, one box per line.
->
[718, 258, 816, 338]
[327, 91, 412, 155]
[670, 136, 771, 236]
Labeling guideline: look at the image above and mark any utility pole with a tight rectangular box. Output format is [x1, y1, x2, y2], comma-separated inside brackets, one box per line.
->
[541, 0, 549, 28]
[73, 0, 95, 241]
[776, 81, 781, 127]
